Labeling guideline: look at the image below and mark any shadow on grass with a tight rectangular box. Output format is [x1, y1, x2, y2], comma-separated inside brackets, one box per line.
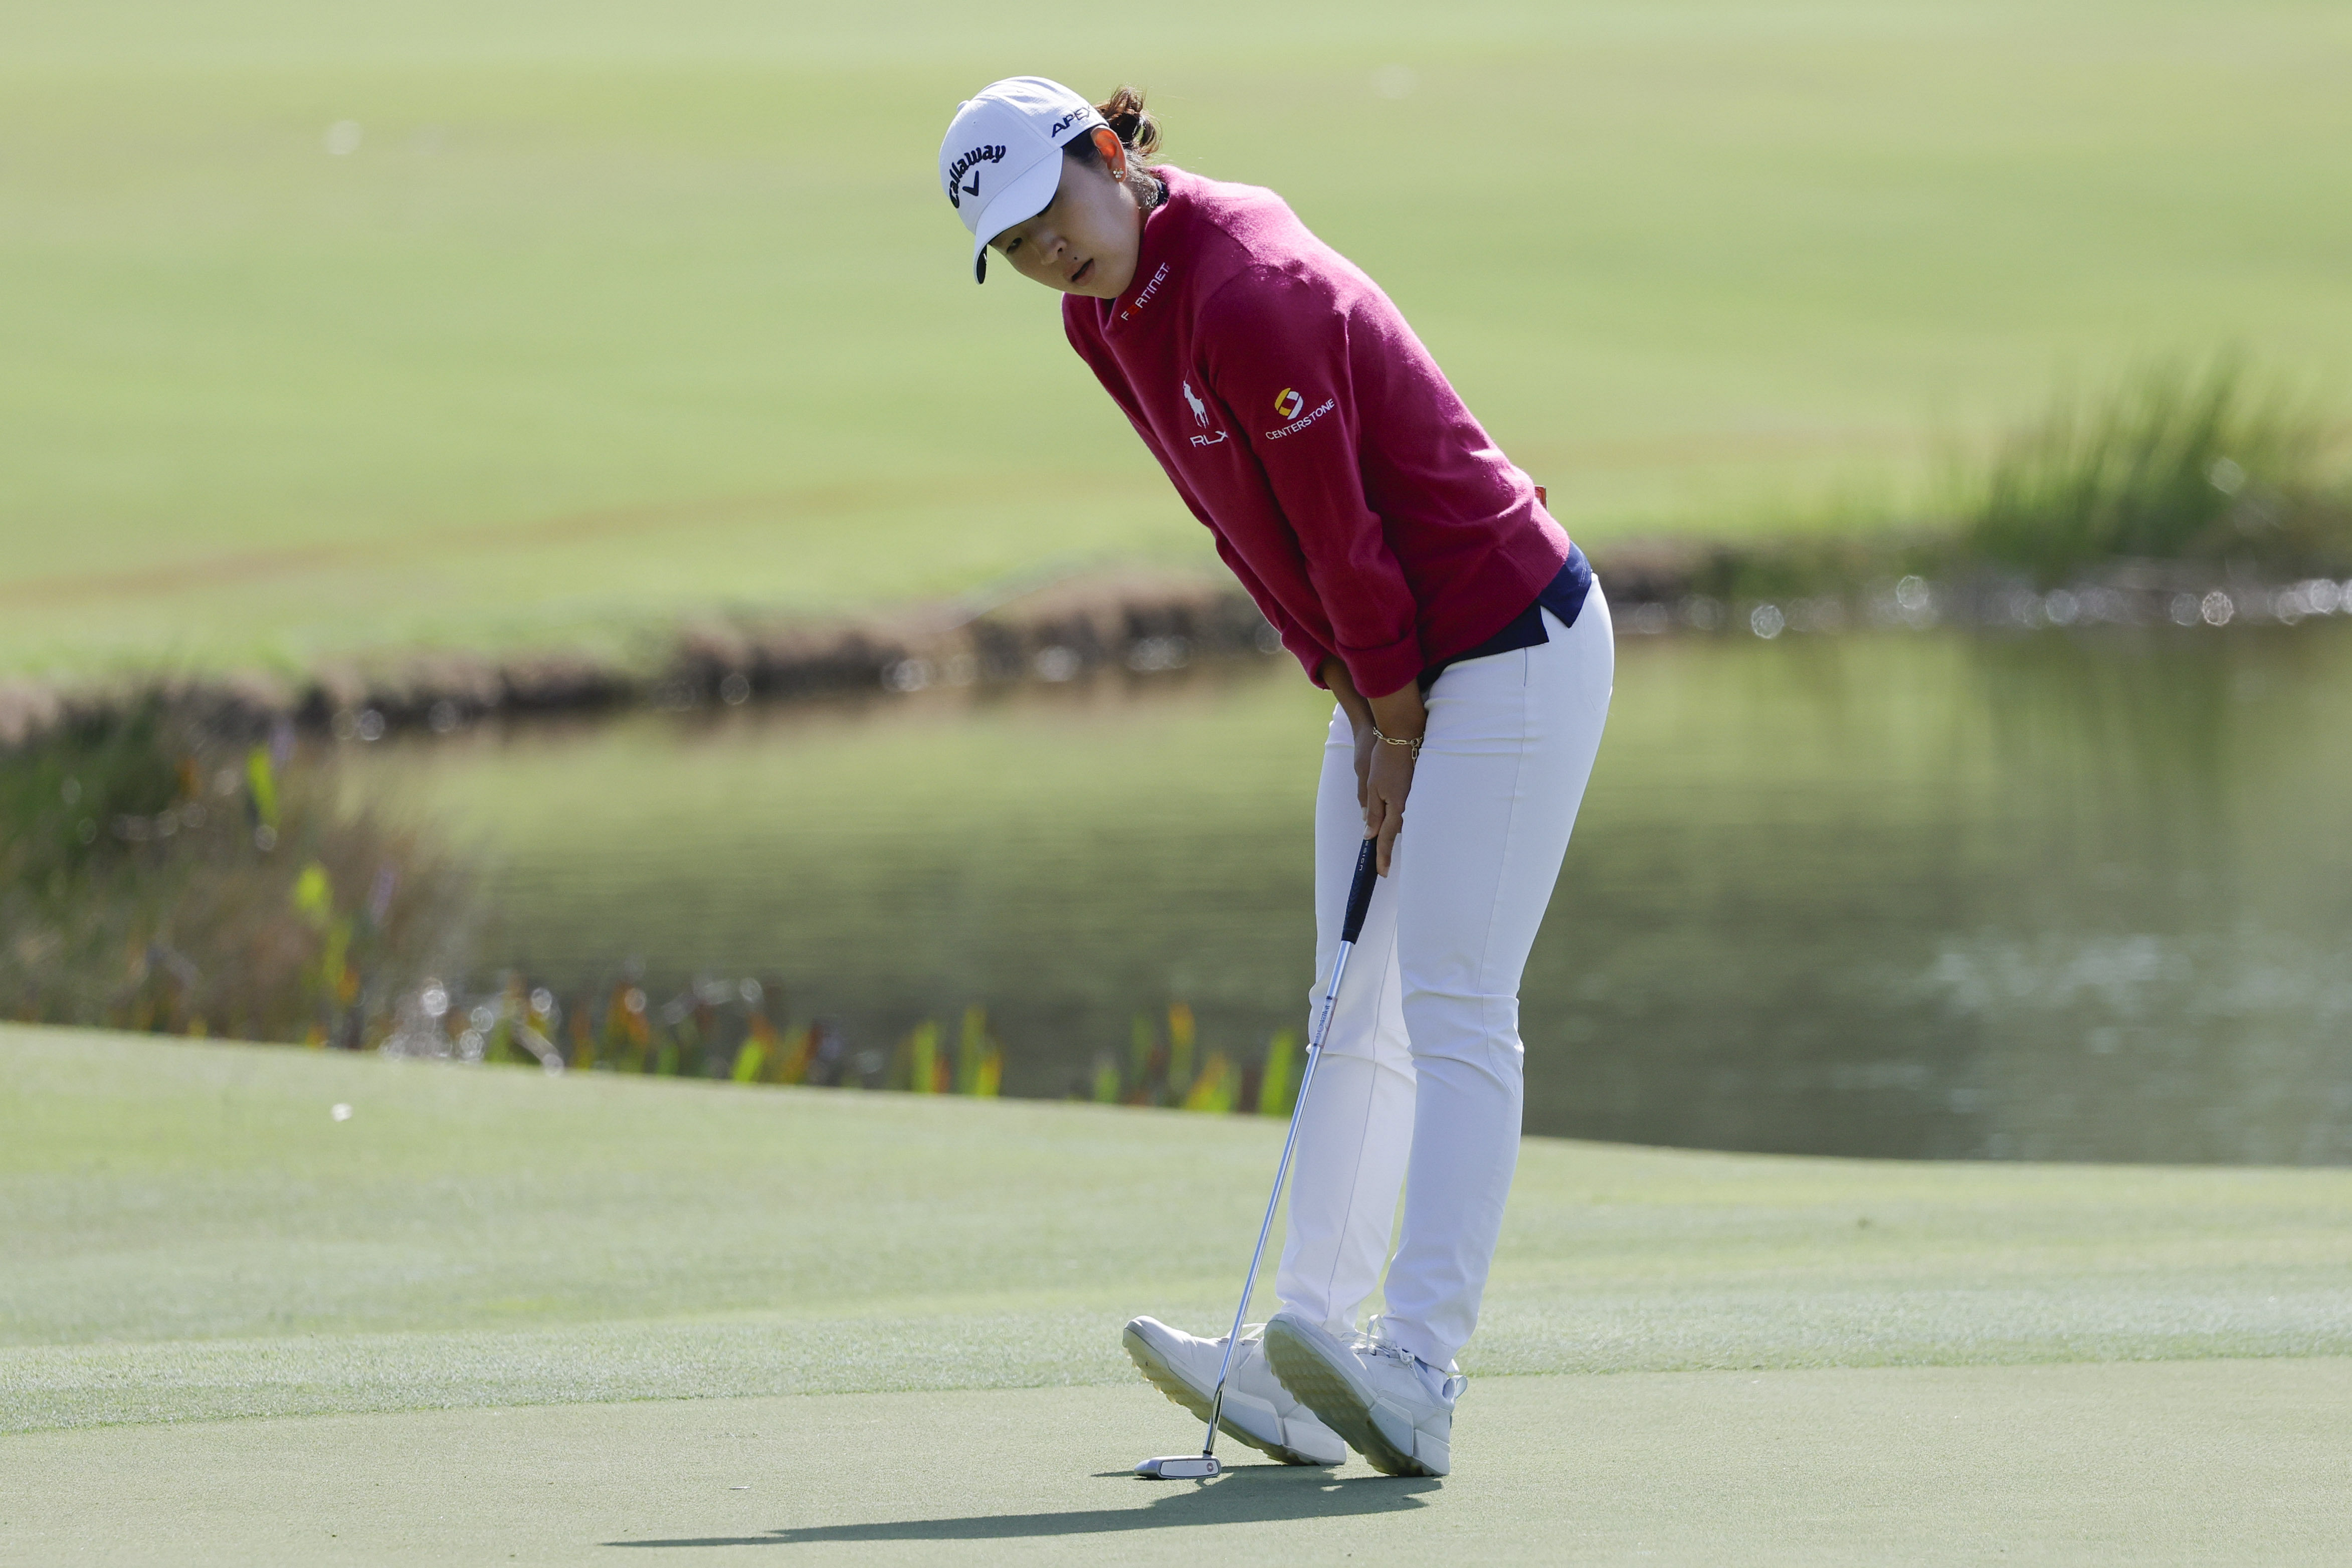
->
[607, 1466, 1439, 1547]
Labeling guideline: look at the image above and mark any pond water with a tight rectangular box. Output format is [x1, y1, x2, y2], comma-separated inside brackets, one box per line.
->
[341, 621, 2352, 1164]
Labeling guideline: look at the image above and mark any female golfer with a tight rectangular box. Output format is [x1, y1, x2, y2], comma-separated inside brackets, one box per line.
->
[938, 79, 1613, 1477]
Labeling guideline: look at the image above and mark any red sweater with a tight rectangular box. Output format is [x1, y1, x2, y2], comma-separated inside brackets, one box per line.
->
[1064, 166, 1572, 698]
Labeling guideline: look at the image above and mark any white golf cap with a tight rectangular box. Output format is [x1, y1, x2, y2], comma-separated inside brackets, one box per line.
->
[939, 77, 1106, 283]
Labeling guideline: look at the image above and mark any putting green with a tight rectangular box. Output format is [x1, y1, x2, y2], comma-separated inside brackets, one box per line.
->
[6, 1363, 2349, 1564]
[4, 1, 2349, 677]
[7, 1028, 2352, 1560]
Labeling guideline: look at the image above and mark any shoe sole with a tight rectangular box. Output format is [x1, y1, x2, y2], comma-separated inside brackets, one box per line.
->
[1261, 1317, 1441, 1478]
[1120, 1324, 1330, 1467]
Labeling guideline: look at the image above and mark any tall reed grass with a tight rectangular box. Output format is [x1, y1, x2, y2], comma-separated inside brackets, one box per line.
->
[1958, 360, 2352, 586]
[1652, 362, 2351, 607]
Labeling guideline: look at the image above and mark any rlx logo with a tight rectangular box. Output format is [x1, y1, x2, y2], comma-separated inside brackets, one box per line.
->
[1182, 381, 1228, 446]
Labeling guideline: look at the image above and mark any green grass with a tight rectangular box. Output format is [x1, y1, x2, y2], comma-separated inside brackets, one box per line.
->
[8, 1026, 2352, 1562]
[3, 1, 2349, 678]
[8, 1026, 2352, 1436]
[10, 1364, 2352, 1564]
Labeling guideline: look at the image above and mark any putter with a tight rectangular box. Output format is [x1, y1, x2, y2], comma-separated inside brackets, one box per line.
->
[1136, 836, 1381, 1480]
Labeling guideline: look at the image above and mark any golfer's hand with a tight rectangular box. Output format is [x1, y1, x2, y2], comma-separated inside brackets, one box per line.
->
[1363, 740, 1414, 876]
[1360, 679, 1428, 878]
[1321, 658, 1381, 810]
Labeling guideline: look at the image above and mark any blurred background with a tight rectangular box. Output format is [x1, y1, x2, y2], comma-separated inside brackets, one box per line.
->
[5, 0, 2348, 1161]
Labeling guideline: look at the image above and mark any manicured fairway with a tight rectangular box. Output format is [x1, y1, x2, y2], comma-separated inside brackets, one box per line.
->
[5, 2, 2349, 676]
[5, 1028, 2352, 1561]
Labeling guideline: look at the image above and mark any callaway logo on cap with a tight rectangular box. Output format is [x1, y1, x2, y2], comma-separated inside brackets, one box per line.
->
[938, 77, 1106, 284]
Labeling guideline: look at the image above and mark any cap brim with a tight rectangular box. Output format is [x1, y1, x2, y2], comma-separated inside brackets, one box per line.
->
[967, 154, 1064, 284]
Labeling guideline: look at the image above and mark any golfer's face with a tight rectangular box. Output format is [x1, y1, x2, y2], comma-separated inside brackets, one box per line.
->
[990, 160, 1138, 300]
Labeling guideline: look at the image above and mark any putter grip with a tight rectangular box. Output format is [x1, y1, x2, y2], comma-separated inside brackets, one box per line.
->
[1340, 838, 1380, 944]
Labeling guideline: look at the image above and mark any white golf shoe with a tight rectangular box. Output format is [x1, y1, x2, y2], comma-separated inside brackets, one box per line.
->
[1262, 1311, 1466, 1477]
[1121, 1317, 1346, 1467]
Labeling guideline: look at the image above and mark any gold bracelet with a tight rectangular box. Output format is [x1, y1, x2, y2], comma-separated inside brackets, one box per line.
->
[1371, 724, 1423, 758]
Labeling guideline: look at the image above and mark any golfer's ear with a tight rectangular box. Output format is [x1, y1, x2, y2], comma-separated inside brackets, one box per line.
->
[1091, 126, 1123, 169]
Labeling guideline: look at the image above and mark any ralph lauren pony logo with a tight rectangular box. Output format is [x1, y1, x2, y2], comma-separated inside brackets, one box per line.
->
[1183, 380, 1228, 447]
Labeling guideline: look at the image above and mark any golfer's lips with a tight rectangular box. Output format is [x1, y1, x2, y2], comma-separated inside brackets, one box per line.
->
[1068, 258, 1093, 287]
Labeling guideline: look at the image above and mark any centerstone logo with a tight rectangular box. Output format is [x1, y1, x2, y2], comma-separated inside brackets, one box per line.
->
[1264, 391, 1337, 441]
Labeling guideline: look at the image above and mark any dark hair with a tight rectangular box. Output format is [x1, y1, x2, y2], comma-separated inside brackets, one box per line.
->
[1063, 86, 1162, 191]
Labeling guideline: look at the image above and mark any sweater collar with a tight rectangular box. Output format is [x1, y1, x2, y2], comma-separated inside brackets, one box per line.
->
[1101, 165, 1191, 338]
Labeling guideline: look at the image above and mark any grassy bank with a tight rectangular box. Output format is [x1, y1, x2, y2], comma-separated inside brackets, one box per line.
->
[3, 361, 2345, 749]
[4, 0, 2350, 679]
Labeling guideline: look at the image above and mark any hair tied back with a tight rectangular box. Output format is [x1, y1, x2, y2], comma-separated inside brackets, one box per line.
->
[1096, 85, 1160, 158]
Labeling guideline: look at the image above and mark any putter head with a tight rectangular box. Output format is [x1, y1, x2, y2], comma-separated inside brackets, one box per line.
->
[1134, 1454, 1220, 1480]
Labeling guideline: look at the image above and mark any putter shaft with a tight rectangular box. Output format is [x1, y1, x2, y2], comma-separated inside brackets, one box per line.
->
[1196, 838, 1380, 1460]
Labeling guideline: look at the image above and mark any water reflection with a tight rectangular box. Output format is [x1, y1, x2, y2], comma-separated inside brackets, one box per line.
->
[339, 623, 2352, 1164]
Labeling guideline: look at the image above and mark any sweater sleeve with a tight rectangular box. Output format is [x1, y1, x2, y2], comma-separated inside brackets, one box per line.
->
[1063, 299, 1332, 680]
[1198, 268, 1424, 697]
[1156, 444, 1335, 681]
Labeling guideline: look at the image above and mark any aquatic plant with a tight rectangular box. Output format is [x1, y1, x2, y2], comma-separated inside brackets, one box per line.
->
[1075, 1004, 1295, 1115]
[1258, 1029, 1300, 1116]
[1959, 360, 2352, 586]
[378, 971, 1292, 1117]
[1606, 363, 2352, 623]
[0, 695, 470, 1043]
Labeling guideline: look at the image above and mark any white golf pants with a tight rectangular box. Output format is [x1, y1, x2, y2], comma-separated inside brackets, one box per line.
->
[1274, 584, 1614, 1371]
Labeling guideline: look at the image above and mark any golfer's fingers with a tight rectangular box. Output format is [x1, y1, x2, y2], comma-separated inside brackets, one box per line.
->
[1375, 801, 1404, 877]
